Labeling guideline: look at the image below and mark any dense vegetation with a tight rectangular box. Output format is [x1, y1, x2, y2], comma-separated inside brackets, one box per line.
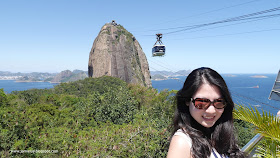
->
[0, 76, 254, 157]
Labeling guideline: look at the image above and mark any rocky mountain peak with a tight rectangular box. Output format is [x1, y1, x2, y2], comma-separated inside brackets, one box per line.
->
[88, 21, 151, 87]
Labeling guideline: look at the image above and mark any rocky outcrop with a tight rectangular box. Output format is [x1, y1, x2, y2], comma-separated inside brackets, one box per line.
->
[88, 21, 151, 87]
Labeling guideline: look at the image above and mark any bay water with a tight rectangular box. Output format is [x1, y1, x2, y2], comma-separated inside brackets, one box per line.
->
[1, 74, 279, 114]
[152, 74, 280, 114]
[0, 80, 58, 93]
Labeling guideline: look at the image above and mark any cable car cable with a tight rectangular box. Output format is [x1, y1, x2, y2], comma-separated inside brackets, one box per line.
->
[171, 28, 280, 40]
[149, 66, 185, 84]
[148, 60, 186, 81]
[143, 7, 280, 35]
[151, 58, 180, 73]
[168, 14, 280, 38]
[139, 8, 280, 37]
[232, 95, 255, 107]
[163, 7, 280, 35]
[231, 91, 280, 110]
[138, 0, 263, 32]
[149, 58, 190, 77]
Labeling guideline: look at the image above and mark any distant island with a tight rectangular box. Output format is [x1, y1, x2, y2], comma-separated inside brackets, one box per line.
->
[0, 70, 88, 83]
[250, 75, 268, 78]
[224, 74, 237, 77]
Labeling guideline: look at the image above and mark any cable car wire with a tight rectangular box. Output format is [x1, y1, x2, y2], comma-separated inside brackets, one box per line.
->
[232, 95, 253, 106]
[231, 91, 280, 110]
[169, 14, 280, 38]
[163, 7, 280, 35]
[149, 66, 185, 84]
[151, 58, 181, 73]
[166, 7, 280, 32]
[145, 0, 263, 31]
[150, 58, 191, 77]
[149, 59, 186, 80]
[139, 7, 280, 37]
[172, 28, 280, 40]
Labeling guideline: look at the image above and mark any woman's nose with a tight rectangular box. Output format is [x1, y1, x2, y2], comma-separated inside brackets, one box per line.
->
[205, 104, 216, 113]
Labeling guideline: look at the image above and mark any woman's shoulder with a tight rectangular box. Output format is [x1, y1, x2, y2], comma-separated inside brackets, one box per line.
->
[169, 129, 229, 158]
[173, 129, 192, 147]
[167, 129, 192, 158]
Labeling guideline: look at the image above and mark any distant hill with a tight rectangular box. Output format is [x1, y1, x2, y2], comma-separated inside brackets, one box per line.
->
[47, 70, 88, 83]
[150, 70, 191, 80]
[0, 70, 88, 83]
[0, 71, 56, 77]
[1, 72, 57, 81]
[151, 74, 167, 80]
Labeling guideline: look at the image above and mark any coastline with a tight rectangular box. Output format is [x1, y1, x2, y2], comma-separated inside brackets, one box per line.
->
[151, 77, 180, 81]
[15, 80, 45, 83]
[0, 79, 16, 80]
[0, 79, 60, 84]
[16, 81, 60, 84]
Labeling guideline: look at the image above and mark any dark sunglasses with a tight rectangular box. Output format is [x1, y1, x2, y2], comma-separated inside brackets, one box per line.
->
[191, 98, 226, 109]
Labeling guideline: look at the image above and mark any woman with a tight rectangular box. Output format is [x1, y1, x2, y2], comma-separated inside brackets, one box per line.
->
[167, 67, 246, 158]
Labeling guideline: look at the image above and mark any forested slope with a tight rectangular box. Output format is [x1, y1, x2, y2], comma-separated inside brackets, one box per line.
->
[0, 76, 253, 157]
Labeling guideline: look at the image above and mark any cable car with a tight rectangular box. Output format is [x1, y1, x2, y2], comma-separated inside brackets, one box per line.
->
[152, 33, 165, 57]
[152, 44, 165, 57]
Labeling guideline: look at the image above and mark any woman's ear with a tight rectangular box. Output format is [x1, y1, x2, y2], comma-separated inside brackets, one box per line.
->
[185, 100, 190, 106]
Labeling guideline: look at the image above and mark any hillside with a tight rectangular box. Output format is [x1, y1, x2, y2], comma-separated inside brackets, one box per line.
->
[0, 76, 255, 157]
[48, 70, 88, 83]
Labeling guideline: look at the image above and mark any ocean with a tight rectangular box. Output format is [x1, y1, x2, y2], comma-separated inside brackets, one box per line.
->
[152, 74, 280, 114]
[1, 74, 279, 114]
[0, 80, 58, 93]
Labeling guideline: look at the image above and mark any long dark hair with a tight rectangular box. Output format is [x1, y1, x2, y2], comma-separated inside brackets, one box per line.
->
[172, 67, 246, 158]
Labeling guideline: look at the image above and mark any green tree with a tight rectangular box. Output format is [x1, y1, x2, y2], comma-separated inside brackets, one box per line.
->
[91, 86, 138, 124]
[0, 88, 8, 107]
[233, 119, 255, 147]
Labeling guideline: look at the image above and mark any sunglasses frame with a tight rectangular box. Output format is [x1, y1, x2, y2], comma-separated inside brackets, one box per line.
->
[190, 98, 226, 109]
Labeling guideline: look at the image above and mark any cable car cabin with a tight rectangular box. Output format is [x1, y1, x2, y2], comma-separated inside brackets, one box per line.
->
[152, 44, 165, 57]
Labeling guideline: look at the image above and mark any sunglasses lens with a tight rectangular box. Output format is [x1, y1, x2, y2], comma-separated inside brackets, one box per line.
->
[214, 99, 225, 109]
[193, 98, 225, 109]
[194, 98, 210, 109]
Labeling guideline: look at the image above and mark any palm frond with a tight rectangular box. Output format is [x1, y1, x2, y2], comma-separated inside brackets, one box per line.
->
[255, 139, 280, 158]
[233, 104, 280, 142]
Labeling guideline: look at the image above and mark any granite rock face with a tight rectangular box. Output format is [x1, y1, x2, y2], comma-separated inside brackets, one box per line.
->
[88, 22, 151, 87]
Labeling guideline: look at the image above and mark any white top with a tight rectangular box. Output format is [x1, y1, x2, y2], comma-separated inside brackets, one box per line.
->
[174, 129, 228, 158]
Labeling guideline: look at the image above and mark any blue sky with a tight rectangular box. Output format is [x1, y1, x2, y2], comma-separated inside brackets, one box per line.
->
[0, 0, 279, 73]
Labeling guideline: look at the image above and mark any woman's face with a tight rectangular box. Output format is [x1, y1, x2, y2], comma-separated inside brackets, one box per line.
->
[189, 83, 224, 128]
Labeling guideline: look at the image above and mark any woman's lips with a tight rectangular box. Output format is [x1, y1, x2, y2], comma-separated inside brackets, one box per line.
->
[202, 116, 215, 121]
